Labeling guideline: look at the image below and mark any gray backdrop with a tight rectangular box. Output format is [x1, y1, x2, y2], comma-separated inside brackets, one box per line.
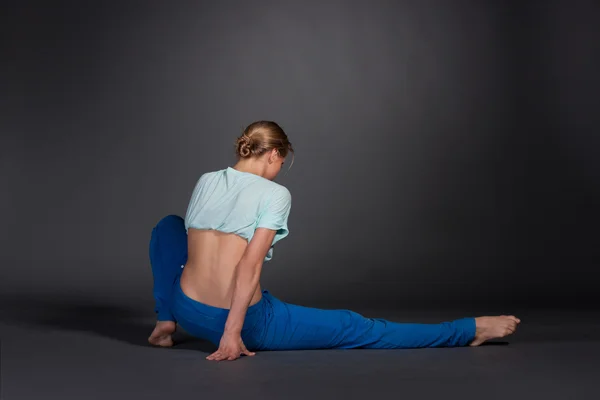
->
[2, 0, 599, 315]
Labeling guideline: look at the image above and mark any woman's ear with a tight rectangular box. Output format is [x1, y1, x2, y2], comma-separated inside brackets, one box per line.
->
[269, 148, 279, 163]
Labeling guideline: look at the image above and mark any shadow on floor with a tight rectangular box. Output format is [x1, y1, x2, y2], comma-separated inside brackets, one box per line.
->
[0, 294, 216, 353]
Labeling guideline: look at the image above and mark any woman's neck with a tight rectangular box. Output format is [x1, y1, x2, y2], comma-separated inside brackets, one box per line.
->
[232, 160, 267, 178]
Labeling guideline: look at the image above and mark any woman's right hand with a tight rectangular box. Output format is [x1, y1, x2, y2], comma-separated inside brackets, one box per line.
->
[206, 331, 256, 361]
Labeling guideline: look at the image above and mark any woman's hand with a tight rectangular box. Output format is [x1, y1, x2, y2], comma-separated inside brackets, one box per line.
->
[206, 331, 256, 361]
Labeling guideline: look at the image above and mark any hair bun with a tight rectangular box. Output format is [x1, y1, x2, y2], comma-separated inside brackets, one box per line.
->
[233, 121, 293, 161]
[237, 134, 253, 158]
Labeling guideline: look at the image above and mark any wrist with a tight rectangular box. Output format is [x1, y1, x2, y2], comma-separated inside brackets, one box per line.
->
[223, 327, 242, 337]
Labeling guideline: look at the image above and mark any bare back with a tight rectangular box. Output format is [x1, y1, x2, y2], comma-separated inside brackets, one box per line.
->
[179, 228, 263, 309]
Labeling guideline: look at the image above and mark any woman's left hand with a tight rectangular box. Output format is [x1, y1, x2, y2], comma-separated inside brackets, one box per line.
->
[206, 331, 256, 361]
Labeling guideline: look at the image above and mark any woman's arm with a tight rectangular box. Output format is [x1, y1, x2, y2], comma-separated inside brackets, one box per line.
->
[223, 227, 277, 335]
[207, 186, 291, 361]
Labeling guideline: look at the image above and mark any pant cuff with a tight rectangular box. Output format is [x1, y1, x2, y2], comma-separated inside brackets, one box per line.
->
[454, 317, 476, 346]
[157, 309, 176, 322]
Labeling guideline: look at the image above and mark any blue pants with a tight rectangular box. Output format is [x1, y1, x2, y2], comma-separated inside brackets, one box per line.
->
[150, 215, 477, 350]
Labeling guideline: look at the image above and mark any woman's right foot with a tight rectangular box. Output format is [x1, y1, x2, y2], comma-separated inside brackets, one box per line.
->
[469, 315, 521, 346]
[148, 321, 176, 347]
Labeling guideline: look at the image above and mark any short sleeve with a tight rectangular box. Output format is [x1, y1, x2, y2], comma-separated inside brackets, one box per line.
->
[256, 186, 292, 240]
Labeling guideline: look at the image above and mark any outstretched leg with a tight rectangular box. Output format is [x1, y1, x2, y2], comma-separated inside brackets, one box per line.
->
[148, 215, 188, 347]
[253, 294, 519, 350]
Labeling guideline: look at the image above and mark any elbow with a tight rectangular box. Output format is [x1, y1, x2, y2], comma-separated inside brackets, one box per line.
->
[235, 257, 263, 287]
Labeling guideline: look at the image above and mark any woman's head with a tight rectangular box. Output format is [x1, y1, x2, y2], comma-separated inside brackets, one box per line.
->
[234, 121, 294, 180]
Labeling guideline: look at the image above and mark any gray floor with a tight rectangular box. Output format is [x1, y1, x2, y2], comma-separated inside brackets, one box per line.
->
[1, 296, 599, 400]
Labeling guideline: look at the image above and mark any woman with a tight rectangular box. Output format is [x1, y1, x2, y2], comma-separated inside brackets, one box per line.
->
[148, 120, 521, 362]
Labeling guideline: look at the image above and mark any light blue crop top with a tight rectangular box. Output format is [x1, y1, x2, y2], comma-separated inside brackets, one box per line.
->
[184, 167, 292, 262]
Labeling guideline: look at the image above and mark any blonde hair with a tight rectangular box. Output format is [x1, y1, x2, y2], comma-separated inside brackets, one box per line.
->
[234, 121, 294, 168]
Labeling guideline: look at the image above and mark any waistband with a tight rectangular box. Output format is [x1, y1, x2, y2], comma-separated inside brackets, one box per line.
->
[173, 275, 269, 318]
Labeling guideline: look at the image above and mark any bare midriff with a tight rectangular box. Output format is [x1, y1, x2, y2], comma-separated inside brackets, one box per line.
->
[179, 228, 263, 309]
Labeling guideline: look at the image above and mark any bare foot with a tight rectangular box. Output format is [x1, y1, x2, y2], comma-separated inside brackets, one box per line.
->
[148, 321, 176, 347]
[469, 315, 521, 346]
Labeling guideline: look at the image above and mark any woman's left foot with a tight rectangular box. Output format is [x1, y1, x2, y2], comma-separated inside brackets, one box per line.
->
[148, 321, 176, 347]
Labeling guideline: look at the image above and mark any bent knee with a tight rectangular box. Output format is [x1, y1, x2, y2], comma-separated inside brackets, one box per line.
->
[154, 215, 185, 231]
